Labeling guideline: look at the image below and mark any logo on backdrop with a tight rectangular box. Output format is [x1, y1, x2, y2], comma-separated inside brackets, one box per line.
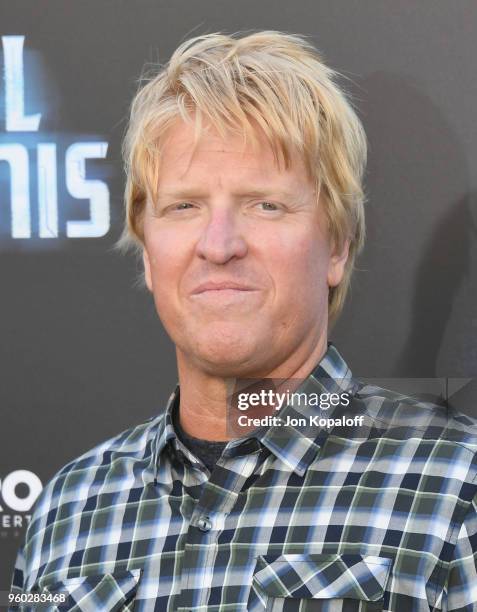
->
[0, 35, 111, 243]
[0, 470, 42, 538]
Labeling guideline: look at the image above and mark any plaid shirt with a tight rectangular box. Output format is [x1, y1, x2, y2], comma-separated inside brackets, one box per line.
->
[10, 343, 477, 611]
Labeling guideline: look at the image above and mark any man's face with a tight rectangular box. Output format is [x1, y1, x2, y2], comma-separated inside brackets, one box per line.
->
[142, 119, 349, 377]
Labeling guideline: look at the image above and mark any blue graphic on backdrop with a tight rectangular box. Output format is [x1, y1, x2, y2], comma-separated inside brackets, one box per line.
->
[0, 36, 111, 243]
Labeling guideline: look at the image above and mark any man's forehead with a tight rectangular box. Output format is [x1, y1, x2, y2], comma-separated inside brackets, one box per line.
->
[157, 128, 309, 193]
[161, 118, 305, 166]
[162, 127, 274, 166]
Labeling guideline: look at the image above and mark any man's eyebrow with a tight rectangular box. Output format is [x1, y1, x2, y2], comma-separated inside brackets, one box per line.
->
[155, 188, 300, 201]
[156, 188, 208, 201]
[233, 189, 299, 200]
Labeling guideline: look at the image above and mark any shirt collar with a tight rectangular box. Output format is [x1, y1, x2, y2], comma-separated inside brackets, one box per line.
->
[255, 342, 359, 476]
[152, 342, 359, 479]
[152, 388, 180, 479]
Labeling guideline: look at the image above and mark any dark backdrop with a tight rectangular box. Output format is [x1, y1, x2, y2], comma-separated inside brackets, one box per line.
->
[1, 0, 476, 588]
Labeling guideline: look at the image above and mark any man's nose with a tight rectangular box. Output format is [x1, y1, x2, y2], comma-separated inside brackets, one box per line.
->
[195, 206, 248, 264]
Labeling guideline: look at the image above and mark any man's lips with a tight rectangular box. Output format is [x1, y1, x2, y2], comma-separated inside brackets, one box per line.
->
[191, 282, 258, 295]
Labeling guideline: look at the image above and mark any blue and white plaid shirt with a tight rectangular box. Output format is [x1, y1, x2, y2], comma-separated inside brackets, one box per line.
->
[10, 343, 477, 611]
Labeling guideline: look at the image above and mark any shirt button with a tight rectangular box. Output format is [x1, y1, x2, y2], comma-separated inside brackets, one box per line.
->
[197, 516, 212, 532]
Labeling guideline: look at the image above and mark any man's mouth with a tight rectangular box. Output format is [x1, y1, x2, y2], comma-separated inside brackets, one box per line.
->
[191, 281, 257, 295]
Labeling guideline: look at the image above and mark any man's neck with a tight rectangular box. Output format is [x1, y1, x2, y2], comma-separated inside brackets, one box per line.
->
[175, 336, 329, 441]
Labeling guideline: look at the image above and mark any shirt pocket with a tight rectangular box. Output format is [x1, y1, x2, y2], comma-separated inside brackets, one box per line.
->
[39, 568, 142, 612]
[251, 553, 393, 612]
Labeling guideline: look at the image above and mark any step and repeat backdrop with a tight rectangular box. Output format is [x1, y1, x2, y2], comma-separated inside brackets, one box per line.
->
[1, 0, 476, 589]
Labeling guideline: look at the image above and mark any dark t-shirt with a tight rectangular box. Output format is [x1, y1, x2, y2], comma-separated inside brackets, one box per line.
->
[172, 397, 228, 472]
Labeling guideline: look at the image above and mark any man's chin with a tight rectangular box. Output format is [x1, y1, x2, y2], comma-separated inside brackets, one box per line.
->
[186, 335, 264, 377]
[196, 346, 256, 375]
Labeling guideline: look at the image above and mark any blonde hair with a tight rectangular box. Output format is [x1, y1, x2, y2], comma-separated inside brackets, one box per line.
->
[117, 30, 367, 325]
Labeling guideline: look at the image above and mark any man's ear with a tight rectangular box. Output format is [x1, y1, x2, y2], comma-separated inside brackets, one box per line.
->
[327, 238, 351, 288]
[142, 248, 153, 292]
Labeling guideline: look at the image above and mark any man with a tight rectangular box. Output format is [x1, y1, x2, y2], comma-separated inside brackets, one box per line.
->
[10, 31, 477, 611]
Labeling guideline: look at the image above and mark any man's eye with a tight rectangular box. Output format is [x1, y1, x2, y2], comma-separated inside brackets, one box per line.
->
[257, 201, 279, 211]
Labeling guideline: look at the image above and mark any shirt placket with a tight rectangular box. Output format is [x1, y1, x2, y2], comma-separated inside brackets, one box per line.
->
[175, 447, 262, 611]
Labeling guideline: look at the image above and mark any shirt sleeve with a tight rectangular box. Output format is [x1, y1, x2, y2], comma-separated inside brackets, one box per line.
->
[8, 544, 26, 612]
[446, 492, 477, 611]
